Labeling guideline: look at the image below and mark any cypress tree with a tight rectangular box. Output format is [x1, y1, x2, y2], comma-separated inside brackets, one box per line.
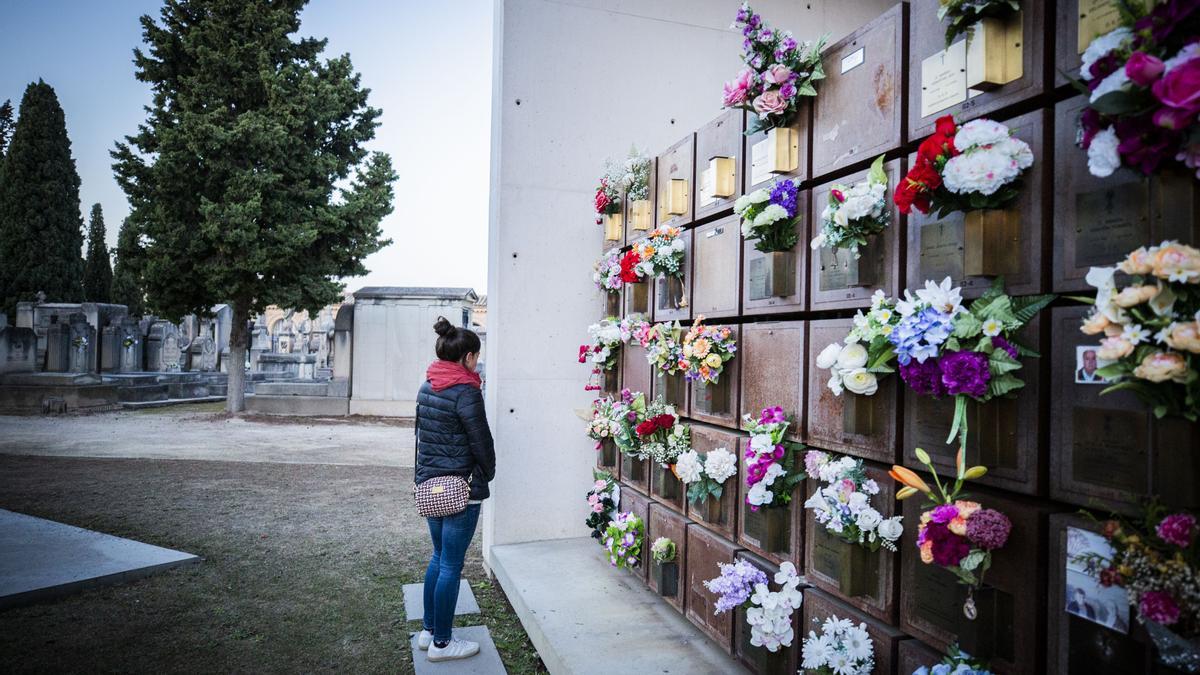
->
[112, 0, 396, 412]
[0, 81, 85, 317]
[111, 216, 146, 316]
[82, 203, 113, 302]
[0, 100, 13, 158]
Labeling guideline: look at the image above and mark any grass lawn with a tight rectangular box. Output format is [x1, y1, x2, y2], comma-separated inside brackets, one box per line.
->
[0, 455, 544, 674]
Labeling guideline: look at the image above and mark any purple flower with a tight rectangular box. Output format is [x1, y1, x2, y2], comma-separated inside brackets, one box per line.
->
[940, 350, 991, 398]
[768, 179, 799, 218]
[991, 336, 1018, 359]
[965, 508, 1012, 550]
[779, 82, 796, 99]
[1157, 513, 1197, 547]
[781, 36, 797, 53]
[758, 405, 786, 425]
[899, 359, 947, 397]
[1125, 51, 1166, 87]
[704, 560, 767, 613]
[930, 504, 960, 524]
[926, 522, 970, 566]
[1140, 590, 1182, 625]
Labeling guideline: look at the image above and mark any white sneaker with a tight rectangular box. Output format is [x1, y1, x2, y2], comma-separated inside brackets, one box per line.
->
[416, 630, 433, 651]
[427, 637, 480, 662]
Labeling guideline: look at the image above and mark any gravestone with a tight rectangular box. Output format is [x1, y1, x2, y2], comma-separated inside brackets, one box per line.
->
[196, 336, 218, 372]
[160, 333, 183, 372]
[0, 326, 37, 375]
[99, 325, 123, 372]
[67, 314, 96, 374]
[44, 322, 70, 372]
[119, 319, 143, 372]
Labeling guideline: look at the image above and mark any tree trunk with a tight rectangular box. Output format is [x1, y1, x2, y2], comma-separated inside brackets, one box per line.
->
[226, 302, 249, 413]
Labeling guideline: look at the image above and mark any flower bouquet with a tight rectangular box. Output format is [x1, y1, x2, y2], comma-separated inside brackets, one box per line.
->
[889, 277, 1053, 448]
[1085, 504, 1200, 671]
[804, 451, 904, 552]
[892, 448, 1011, 618]
[676, 445, 739, 504]
[800, 615, 876, 675]
[625, 147, 653, 229]
[937, 0, 1021, 48]
[743, 406, 807, 510]
[1074, 1, 1200, 178]
[912, 644, 993, 675]
[816, 291, 901, 399]
[651, 536, 677, 564]
[585, 470, 620, 542]
[579, 316, 627, 372]
[735, 177, 802, 253]
[681, 316, 737, 385]
[894, 115, 1033, 218]
[706, 560, 804, 652]
[724, 3, 827, 134]
[593, 248, 627, 294]
[586, 390, 639, 458]
[1079, 242, 1200, 421]
[811, 155, 890, 258]
[643, 321, 687, 377]
[603, 511, 644, 569]
[594, 158, 623, 223]
[632, 396, 691, 466]
[632, 227, 687, 280]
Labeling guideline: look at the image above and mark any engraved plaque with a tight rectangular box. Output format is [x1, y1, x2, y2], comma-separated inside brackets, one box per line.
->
[919, 218, 966, 281]
[818, 243, 879, 291]
[1072, 407, 1148, 494]
[748, 255, 770, 301]
[692, 217, 741, 317]
[699, 166, 717, 208]
[1075, 182, 1149, 268]
[750, 139, 773, 187]
[921, 40, 968, 118]
[1077, 0, 1123, 53]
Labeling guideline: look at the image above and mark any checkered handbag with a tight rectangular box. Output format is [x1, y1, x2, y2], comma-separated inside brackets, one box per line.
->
[414, 474, 471, 518]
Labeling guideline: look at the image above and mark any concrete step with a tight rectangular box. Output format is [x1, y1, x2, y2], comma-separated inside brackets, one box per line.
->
[409, 625, 506, 675]
[244, 394, 349, 416]
[490, 538, 748, 675]
[116, 384, 169, 403]
[254, 381, 331, 396]
[120, 395, 226, 410]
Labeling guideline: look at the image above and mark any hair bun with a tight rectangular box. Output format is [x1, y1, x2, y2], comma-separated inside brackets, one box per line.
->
[433, 316, 456, 337]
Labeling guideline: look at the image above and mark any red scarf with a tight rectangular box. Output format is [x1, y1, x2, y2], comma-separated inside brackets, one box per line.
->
[426, 360, 482, 392]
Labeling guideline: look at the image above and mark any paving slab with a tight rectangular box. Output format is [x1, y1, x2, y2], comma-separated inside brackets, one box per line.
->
[491, 537, 749, 675]
[0, 509, 200, 609]
[403, 579, 480, 621]
[410, 625, 507, 674]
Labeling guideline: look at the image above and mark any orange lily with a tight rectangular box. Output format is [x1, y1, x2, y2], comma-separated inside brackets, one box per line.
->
[889, 465, 932, 494]
[955, 446, 966, 480]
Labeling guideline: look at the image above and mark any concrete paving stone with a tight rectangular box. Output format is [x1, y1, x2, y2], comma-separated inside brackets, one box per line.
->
[403, 579, 480, 621]
[491, 537, 750, 675]
[410, 625, 507, 675]
[0, 509, 200, 609]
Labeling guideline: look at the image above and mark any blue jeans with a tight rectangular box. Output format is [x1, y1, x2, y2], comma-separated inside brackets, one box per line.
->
[423, 503, 481, 642]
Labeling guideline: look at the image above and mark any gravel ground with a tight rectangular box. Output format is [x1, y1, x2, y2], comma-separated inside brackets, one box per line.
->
[0, 411, 543, 674]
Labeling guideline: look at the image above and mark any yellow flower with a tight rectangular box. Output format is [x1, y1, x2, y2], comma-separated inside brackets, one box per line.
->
[1133, 351, 1189, 383]
[704, 353, 723, 369]
[692, 338, 711, 358]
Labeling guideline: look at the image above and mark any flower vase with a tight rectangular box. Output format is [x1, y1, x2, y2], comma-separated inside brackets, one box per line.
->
[841, 392, 877, 436]
[604, 292, 621, 317]
[662, 371, 687, 411]
[1145, 621, 1200, 673]
[701, 493, 725, 526]
[653, 462, 682, 502]
[621, 454, 647, 489]
[737, 602, 789, 673]
[745, 505, 790, 555]
[603, 212, 623, 241]
[819, 239, 878, 291]
[653, 560, 679, 598]
[968, 397, 1019, 469]
[765, 126, 799, 174]
[630, 199, 652, 230]
[963, 15, 1023, 91]
[598, 440, 617, 470]
[749, 249, 796, 300]
[812, 526, 877, 598]
[656, 274, 686, 312]
[963, 208, 1020, 277]
[694, 377, 731, 417]
[602, 368, 619, 395]
[628, 281, 650, 315]
[957, 584, 1007, 661]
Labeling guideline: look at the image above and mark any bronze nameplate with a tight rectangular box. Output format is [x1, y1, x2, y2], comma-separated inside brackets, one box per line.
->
[919, 219, 965, 282]
[748, 255, 771, 301]
[1075, 182, 1149, 269]
[1071, 408, 1147, 494]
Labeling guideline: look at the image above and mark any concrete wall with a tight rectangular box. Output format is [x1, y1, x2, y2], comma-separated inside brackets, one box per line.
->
[483, 0, 894, 556]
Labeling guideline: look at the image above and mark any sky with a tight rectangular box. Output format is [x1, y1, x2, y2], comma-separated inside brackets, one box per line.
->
[0, 0, 494, 294]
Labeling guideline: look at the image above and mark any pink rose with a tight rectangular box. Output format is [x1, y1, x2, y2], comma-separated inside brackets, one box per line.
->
[752, 89, 788, 116]
[723, 68, 754, 107]
[1125, 51, 1165, 87]
[1152, 105, 1197, 130]
[763, 64, 793, 85]
[1152, 57, 1200, 111]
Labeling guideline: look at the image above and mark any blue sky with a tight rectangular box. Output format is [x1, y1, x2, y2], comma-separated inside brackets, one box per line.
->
[0, 0, 494, 293]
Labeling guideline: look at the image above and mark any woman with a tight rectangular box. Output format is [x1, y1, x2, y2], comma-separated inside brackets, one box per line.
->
[413, 317, 495, 662]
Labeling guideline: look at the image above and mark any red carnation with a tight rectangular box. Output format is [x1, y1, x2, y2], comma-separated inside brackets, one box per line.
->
[935, 114, 958, 136]
[831, 188, 846, 203]
[618, 250, 643, 283]
[651, 413, 676, 430]
[908, 160, 942, 190]
[578, 345, 590, 363]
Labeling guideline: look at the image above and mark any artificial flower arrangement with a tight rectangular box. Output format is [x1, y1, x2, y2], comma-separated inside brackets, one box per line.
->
[1079, 242, 1200, 421]
[586, 389, 643, 458]
[1083, 503, 1200, 667]
[888, 277, 1053, 448]
[705, 559, 804, 652]
[743, 406, 808, 510]
[937, 0, 1021, 47]
[625, 147, 651, 204]
[585, 470, 620, 543]
[642, 321, 686, 378]
[811, 155, 890, 258]
[675, 446, 739, 505]
[632, 227, 687, 281]
[892, 448, 1011, 618]
[681, 316, 737, 385]
[816, 291, 901, 398]
[632, 396, 692, 466]
[723, 3, 827, 134]
[579, 316, 631, 373]
[912, 644, 993, 675]
[894, 115, 1034, 218]
[594, 157, 623, 223]
[603, 511, 644, 569]
[800, 614, 876, 675]
[651, 536, 677, 564]
[804, 451, 904, 552]
[1074, 0, 1200, 178]
[593, 248, 627, 294]
[734, 177, 802, 252]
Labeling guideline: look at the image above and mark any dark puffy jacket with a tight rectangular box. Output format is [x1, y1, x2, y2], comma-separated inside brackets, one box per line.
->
[415, 381, 495, 500]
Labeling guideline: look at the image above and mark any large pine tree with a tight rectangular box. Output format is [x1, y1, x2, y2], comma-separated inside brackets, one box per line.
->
[0, 81, 85, 317]
[82, 203, 113, 303]
[0, 100, 14, 157]
[111, 216, 146, 316]
[112, 0, 396, 411]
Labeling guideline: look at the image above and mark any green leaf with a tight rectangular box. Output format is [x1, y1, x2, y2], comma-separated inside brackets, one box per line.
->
[953, 312, 983, 339]
[867, 154, 887, 187]
[1011, 294, 1056, 325]
[987, 374, 1025, 398]
[1090, 89, 1148, 116]
[959, 550, 986, 572]
[797, 81, 818, 97]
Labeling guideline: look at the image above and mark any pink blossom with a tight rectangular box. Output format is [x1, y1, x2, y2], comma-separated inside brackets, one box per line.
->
[1125, 51, 1166, 87]
[763, 64, 793, 85]
[752, 89, 788, 116]
[1140, 590, 1181, 625]
[1152, 57, 1200, 111]
[1157, 513, 1197, 547]
[723, 68, 754, 107]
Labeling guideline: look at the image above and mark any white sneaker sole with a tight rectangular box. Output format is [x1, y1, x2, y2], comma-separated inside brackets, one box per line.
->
[427, 646, 481, 662]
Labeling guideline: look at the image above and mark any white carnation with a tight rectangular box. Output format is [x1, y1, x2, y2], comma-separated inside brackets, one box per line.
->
[1080, 27, 1132, 81]
[1090, 67, 1130, 103]
[733, 194, 753, 215]
[754, 203, 788, 227]
[748, 188, 770, 204]
[747, 481, 774, 506]
[953, 118, 1011, 151]
[1087, 127, 1121, 178]
[703, 447, 738, 484]
[942, 146, 1023, 196]
[675, 450, 703, 484]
